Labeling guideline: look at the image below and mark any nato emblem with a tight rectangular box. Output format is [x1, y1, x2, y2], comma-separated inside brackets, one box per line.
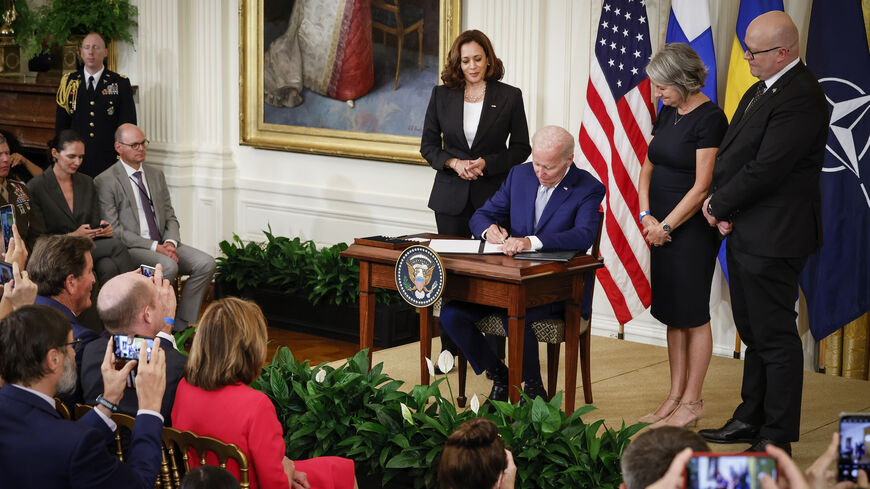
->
[395, 245, 444, 308]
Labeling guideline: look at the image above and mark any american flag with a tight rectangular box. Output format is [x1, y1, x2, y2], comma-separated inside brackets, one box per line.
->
[578, 0, 654, 324]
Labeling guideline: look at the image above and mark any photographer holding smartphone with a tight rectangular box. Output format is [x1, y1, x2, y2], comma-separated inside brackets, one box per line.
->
[80, 268, 185, 424]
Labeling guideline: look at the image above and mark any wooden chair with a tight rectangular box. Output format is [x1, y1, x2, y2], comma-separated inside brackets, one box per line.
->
[75, 404, 139, 462]
[55, 397, 71, 419]
[455, 214, 604, 413]
[371, 0, 424, 90]
[161, 426, 250, 489]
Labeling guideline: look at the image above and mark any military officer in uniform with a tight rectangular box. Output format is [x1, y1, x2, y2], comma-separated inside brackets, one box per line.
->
[0, 135, 45, 251]
[55, 32, 136, 179]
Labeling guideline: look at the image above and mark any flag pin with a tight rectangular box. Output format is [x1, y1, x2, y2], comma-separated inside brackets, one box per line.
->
[491, 104, 496, 107]
[563, 186, 568, 190]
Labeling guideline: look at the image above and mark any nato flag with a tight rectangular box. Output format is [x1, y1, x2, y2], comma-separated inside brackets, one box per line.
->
[801, 0, 870, 340]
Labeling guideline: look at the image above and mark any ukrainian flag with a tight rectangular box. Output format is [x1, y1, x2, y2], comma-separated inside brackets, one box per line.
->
[723, 0, 784, 120]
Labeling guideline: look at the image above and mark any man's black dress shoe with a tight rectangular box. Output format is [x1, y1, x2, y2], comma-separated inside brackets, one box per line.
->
[523, 381, 549, 403]
[488, 380, 508, 402]
[698, 418, 760, 444]
[486, 364, 509, 402]
[746, 438, 792, 456]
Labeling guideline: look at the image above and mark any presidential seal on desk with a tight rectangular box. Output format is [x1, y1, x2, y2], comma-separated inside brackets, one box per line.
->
[395, 245, 444, 308]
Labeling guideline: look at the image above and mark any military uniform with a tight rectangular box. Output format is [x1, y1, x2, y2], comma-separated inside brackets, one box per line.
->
[55, 69, 136, 179]
[0, 178, 45, 252]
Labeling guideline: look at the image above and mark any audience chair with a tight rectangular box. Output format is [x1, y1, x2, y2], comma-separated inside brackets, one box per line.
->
[371, 0, 424, 90]
[76, 404, 140, 462]
[455, 214, 604, 414]
[54, 397, 71, 419]
[162, 427, 250, 489]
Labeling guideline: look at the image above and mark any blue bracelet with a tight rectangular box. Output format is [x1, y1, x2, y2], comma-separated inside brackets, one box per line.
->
[96, 395, 119, 413]
[638, 211, 652, 223]
[164, 317, 175, 326]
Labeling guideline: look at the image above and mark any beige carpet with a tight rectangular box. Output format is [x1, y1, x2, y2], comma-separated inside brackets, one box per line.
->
[335, 335, 870, 469]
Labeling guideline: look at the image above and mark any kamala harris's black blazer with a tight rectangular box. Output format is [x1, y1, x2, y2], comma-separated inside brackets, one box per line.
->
[709, 61, 829, 258]
[420, 80, 530, 216]
[27, 167, 103, 234]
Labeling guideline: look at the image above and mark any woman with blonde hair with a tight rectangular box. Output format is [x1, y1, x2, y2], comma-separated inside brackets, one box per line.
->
[172, 297, 356, 489]
[637, 43, 728, 428]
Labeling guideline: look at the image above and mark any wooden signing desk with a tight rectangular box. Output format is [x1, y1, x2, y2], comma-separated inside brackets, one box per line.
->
[341, 238, 603, 412]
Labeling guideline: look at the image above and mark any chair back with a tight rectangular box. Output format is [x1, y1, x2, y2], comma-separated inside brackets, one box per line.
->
[162, 426, 250, 489]
[591, 210, 604, 259]
[54, 398, 71, 419]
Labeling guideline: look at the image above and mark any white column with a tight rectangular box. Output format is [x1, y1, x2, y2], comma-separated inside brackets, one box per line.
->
[136, 0, 180, 145]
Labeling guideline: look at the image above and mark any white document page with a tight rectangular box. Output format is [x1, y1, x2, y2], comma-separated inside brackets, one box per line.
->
[427, 239, 504, 254]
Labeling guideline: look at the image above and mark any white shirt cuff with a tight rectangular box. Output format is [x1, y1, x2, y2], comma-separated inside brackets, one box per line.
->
[137, 409, 164, 423]
[149, 241, 158, 251]
[94, 406, 117, 432]
[165, 239, 178, 247]
[527, 236, 543, 251]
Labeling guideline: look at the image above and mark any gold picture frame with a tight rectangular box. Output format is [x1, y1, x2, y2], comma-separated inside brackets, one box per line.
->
[240, 0, 462, 164]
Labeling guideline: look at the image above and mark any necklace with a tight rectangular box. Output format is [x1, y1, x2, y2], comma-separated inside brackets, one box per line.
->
[464, 83, 486, 103]
[674, 98, 706, 125]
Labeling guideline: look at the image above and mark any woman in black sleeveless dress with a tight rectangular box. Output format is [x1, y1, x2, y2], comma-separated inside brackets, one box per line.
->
[637, 43, 728, 428]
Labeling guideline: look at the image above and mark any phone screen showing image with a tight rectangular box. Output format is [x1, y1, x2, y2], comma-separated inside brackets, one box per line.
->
[839, 414, 870, 481]
[113, 335, 154, 361]
[0, 261, 12, 284]
[140, 264, 156, 278]
[686, 454, 777, 489]
[0, 205, 14, 251]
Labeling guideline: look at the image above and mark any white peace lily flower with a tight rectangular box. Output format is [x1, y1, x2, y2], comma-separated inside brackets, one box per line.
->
[400, 403, 413, 424]
[437, 349, 454, 374]
[425, 357, 435, 378]
[314, 369, 326, 383]
[470, 394, 480, 414]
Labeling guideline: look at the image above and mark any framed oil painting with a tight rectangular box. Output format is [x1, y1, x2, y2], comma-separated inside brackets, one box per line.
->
[240, 0, 462, 164]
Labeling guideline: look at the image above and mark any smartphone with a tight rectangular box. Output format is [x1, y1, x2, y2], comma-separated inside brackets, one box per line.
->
[0, 204, 14, 251]
[98, 222, 109, 228]
[686, 453, 777, 489]
[0, 261, 12, 284]
[139, 264, 156, 278]
[112, 335, 154, 361]
[839, 413, 870, 482]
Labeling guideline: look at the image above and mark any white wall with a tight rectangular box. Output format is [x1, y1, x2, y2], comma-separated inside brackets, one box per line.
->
[126, 0, 818, 366]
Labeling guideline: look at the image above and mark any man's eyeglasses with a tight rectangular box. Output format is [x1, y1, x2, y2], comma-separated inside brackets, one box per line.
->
[117, 139, 150, 150]
[59, 338, 82, 350]
[745, 45, 782, 60]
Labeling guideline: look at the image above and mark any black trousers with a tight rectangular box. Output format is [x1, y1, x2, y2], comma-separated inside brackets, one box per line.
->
[727, 245, 808, 442]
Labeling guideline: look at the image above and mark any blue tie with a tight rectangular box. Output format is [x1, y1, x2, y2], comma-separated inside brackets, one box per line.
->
[534, 185, 550, 228]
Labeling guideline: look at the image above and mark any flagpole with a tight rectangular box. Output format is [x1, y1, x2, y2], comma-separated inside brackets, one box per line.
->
[618, 323, 624, 340]
[733, 332, 741, 359]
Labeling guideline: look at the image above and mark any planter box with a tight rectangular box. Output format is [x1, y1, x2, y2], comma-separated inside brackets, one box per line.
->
[214, 283, 419, 348]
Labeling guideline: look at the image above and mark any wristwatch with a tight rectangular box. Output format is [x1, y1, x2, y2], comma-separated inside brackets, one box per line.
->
[662, 222, 672, 233]
[707, 201, 714, 217]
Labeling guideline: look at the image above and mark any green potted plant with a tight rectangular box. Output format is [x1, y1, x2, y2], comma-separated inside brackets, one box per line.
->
[12, 0, 137, 61]
[215, 228, 418, 348]
[254, 348, 645, 489]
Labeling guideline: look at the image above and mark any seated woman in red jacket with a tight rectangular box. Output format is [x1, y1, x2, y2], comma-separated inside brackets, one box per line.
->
[171, 297, 356, 489]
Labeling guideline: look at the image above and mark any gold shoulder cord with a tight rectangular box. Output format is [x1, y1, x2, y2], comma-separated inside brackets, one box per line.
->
[56, 73, 80, 115]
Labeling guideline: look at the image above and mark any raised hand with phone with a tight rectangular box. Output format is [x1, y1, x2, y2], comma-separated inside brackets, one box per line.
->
[80, 269, 186, 422]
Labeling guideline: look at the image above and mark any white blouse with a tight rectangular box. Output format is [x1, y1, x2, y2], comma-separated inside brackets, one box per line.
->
[463, 100, 483, 148]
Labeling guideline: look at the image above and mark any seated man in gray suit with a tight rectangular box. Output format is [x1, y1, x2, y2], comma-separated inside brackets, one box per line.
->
[95, 123, 215, 330]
